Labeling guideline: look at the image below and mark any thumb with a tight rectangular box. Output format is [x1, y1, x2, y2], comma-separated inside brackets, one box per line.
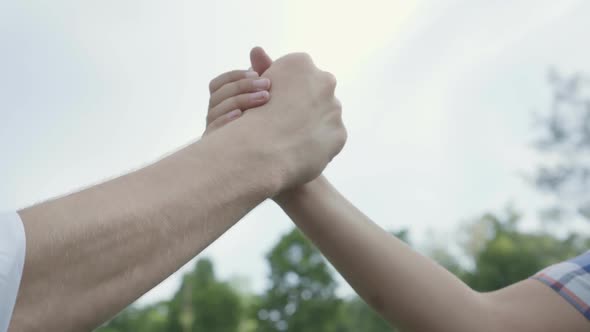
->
[250, 46, 273, 75]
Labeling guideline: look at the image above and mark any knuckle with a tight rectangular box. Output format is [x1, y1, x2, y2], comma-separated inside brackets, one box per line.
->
[208, 79, 216, 93]
[337, 127, 348, 148]
[333, 106, 342, 119]
[238, 78, 252, 92]
[324, 72, 337, 91]
[333, 97, 342, 110]
[285, 52, 314, 68]
[231, 70, 246, 81]
[297, 52, 313, 62]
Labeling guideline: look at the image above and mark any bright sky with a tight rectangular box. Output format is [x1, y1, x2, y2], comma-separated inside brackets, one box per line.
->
[1, 0, 589, 305]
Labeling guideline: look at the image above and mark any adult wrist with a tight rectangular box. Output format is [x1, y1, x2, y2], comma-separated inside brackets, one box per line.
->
[273, 174, 330, 208]
[200, 116, 287, 200]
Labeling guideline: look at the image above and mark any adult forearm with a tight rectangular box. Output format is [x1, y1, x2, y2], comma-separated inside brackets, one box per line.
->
[11, 131, 278, 332]
[276, 176, 491, 332]
[8, 50, 347, 332]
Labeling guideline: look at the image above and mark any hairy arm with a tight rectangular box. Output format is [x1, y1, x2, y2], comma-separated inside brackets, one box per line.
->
[8, 50, 344, 332]
[11, 129, 279, 332]
[276, 176, 589, 332]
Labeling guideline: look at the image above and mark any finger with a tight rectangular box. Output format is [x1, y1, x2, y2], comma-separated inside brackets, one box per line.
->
[209, 70, 259, 94]
[205, 109, 242, 134]
[250, 46, 273, 75]
[208, 91, 270, 125]
[209, 77, 271, 109]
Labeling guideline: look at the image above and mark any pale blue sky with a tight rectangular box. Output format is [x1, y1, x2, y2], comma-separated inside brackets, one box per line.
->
[1, 0, 589, 304]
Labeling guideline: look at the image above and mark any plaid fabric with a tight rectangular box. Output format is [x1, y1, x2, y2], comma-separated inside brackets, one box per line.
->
[531, 250, 590, 320]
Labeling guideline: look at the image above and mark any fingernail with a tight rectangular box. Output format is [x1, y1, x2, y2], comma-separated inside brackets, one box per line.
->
[227, 109, 242, 120]
[252, 78, 270, 90]
[250, 90, 269, 102]
[245, 71, 259, 78]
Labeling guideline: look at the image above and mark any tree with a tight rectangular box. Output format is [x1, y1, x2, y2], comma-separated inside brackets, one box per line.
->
[167, 258, 244, 332]
[340, 297, 395, 332]
[442, 208, 590, 292]
[255, 228, 346, 332]
[95, 258, 247, 332]
[95, 302, 168, 332]
[531, 70, 590, 223]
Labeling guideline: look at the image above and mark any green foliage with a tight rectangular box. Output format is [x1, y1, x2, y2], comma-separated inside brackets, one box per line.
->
[95, 218, 588, 332]
[441, 208, 590, 291]
[254, 229, 346, 332]
[166, 258, 244, 332]
[254, 228, 399, 332]
[95, 214, 589, 332]
[96, 258, 244, 332]
[340, 297, 396, 332]
[95, 230, 396, 332]
[95, 303, 168, 332]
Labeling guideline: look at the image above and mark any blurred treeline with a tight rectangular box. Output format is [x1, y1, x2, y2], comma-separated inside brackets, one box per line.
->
[95, 72, 590, 332]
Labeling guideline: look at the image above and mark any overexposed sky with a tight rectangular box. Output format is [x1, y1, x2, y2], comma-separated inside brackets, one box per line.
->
[1, 0, 589, 304]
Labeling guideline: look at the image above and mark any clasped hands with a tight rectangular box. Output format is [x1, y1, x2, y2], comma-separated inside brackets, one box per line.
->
[202, 47, 346, 198]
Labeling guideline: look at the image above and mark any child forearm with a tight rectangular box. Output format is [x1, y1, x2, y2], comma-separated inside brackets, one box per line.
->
[275, 176, 491, 332]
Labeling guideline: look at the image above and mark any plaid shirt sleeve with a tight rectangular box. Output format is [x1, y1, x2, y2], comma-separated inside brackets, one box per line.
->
[531, 250, 590, 320]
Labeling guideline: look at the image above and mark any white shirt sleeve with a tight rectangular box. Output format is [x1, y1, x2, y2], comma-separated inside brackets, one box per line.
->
[0, 212, 26, 332]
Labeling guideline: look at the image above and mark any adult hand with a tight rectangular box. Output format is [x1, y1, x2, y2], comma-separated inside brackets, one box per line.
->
[204, 47, 346, 194]
[248, 47, 334, 202]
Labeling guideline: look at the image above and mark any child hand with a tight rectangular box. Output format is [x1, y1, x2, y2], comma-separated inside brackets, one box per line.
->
[204, 70, 271, 136]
